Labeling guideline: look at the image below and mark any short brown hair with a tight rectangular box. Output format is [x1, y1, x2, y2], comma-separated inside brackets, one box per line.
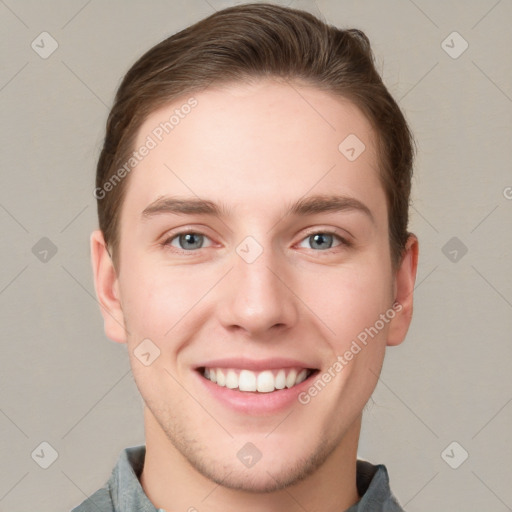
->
[95, 2, 414, 271]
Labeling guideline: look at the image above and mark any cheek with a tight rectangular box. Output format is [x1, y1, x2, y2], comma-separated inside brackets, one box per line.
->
[317, 266, 392, 412]
[313, 262, 394, 346]
[119, 261, 215, 342]
[122, 279, 178, 338]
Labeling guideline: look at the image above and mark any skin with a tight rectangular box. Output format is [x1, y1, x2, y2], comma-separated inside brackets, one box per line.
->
[91, 78, 419, 512]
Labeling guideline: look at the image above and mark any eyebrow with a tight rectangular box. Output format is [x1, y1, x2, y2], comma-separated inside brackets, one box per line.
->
[141, 194, 375, 224]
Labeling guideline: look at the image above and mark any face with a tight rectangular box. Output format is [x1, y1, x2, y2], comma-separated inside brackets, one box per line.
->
[92, 79, 417, 493]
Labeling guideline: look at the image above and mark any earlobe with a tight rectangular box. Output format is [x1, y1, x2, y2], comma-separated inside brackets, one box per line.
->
[90, 230, 127, 344]
[387, 234, 419, 347]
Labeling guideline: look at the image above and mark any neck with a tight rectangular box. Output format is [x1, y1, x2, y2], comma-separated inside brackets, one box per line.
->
[140, 407, 361, 512]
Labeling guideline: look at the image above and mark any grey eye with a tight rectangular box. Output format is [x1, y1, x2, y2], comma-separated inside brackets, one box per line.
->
[169, 233, 210, 251]
[305, 233, 338, 250]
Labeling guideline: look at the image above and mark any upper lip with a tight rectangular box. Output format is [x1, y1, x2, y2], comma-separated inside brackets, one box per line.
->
[194, 357, 318, 372]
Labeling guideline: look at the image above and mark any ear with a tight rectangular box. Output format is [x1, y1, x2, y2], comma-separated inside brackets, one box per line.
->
[387, 234, 419, 347]
[90, 230, 127, 344]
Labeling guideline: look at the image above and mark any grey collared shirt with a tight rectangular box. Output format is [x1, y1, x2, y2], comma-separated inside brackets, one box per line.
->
[71, 445, 405, 511]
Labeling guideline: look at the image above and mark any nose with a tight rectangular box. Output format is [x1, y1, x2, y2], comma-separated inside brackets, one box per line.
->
[216, 241, 299, 338]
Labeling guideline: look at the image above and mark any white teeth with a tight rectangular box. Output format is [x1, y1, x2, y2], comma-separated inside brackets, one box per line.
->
[275, 369, 286, 390]
[216, 369, 226, 387]
[295, 370, 308, 384]
[202, 367, 312, 392]
[285, 369, 297, 388]
[257, 370, 275, 393]
[226, 370, 238, 389]
[296, 369, 308, 385]
[239, 370, 257, 392]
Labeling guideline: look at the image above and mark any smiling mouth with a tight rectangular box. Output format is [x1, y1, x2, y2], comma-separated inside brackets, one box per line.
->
[198, 367, 318, 393]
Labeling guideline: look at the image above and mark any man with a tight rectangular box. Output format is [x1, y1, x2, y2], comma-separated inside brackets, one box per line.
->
[75, 3, 419, 510]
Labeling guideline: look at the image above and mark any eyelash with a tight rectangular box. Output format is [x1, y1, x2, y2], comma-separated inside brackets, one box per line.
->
[160, 228, 351, 255]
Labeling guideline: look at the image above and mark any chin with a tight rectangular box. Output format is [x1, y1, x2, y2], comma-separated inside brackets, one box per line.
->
[187, 437, 333, 494]
[194, 461, 306, 493]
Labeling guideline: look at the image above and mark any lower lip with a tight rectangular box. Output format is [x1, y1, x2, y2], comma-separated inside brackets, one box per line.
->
[195, 370, 318, 415]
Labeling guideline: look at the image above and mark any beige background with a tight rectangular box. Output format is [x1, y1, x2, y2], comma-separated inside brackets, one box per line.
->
[1, 1, 511, 510]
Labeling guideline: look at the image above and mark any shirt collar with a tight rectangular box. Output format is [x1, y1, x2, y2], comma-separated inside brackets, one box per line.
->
[109, 445, 162, 512]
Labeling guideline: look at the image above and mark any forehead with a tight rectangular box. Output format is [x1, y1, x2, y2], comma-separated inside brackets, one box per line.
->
[123, 79, 385, 226]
